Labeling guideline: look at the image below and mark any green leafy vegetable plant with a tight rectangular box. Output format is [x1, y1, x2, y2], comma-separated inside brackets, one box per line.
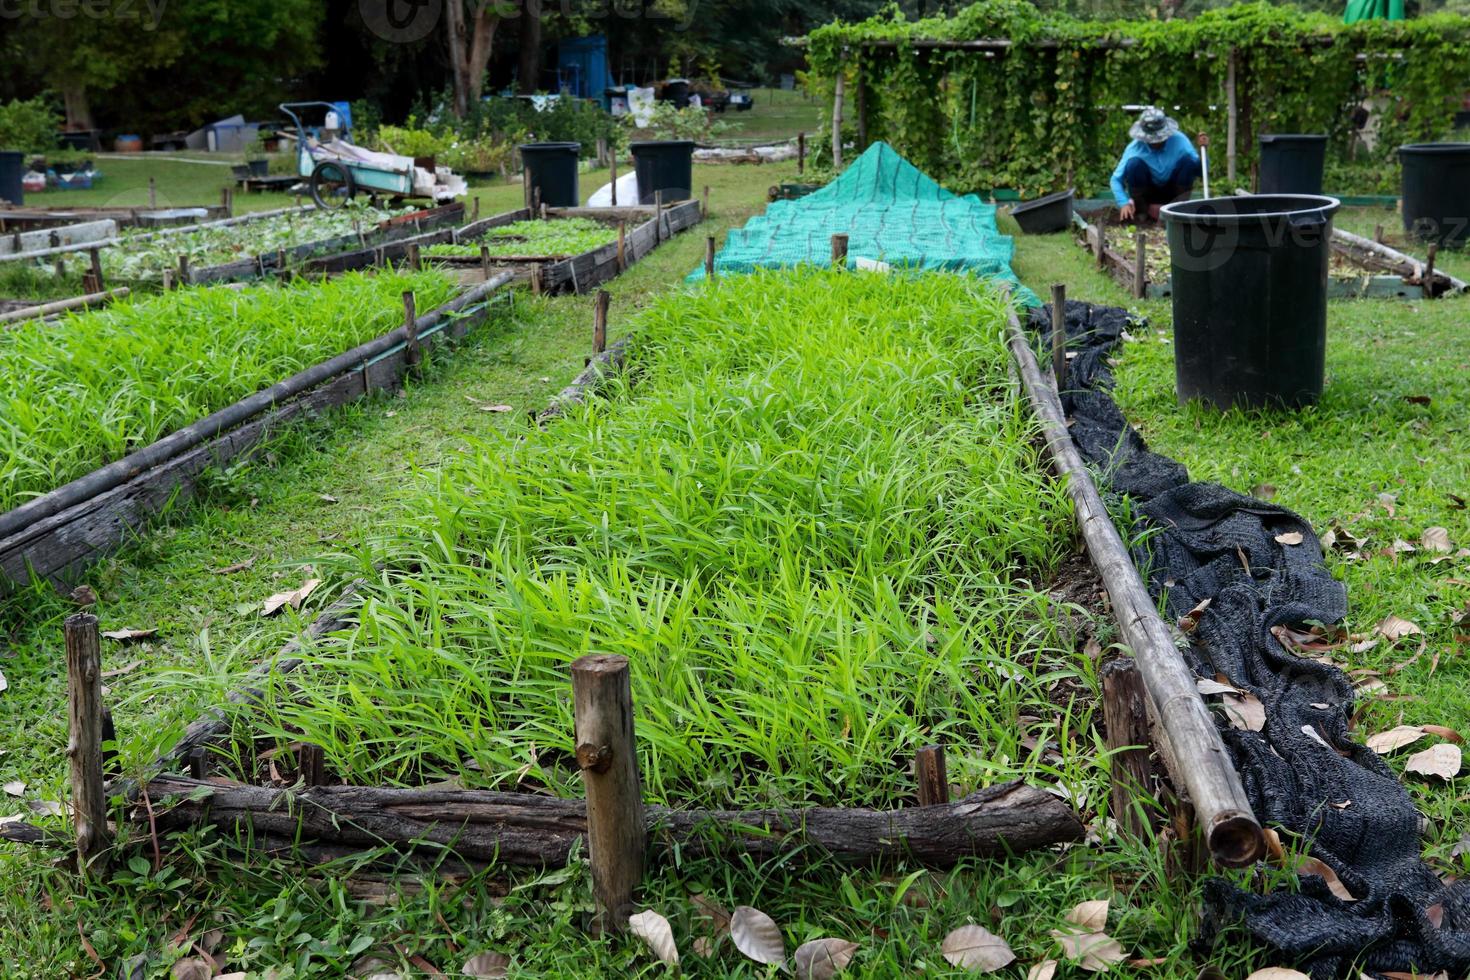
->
[427, 218, 617, 258]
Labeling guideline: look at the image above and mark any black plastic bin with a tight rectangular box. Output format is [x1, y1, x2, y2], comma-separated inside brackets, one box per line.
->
[1161, 194, 1340, 410]
[1258, 134, 1328, 195]
[630, 140, 695, 205]
[0, 151, 22, 205]
[1399, 142, 1470, 245]
[1010, 188, 1075, 234]
[518, 141, 581, 209]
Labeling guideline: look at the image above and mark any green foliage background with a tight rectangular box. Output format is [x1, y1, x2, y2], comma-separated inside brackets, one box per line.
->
[805, 0, 1470, 194]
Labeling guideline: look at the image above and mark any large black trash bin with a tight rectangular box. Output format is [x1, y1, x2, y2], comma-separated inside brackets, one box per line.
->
[0, 151, 23, 206]
[1258, 134, 1328, 195]
[1161, 194, 1340, 411]
[1399, 142, 1470, 245]
[630, 140, 695, 205]
[518, 141, 581, 208]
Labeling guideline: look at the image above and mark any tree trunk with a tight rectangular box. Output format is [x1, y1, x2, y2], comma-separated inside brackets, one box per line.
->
[466, 3, 501, 104]
[517, 0, 543, 95]
[61, 81, 94, 132]
[445, 0, 468, 116]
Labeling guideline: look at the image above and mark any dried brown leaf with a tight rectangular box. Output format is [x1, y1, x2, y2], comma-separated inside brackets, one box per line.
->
[730, 906, 786, 967]
[1421, 724, 1464, 743]
[1377, 616, 1424, 642]
[1177, 598, 1211, 634]
[1196, 679, 1241, 696]
[1051, 930, 1127, 972]
[1221, 691, 1266, 732]
[1405, 743, 1461, 780]
[101, 628, 157, 643]
[170, 959, 211, 980]
[1422, 527, 1453, 554]
[1297, 857, 1355, 901]
[3, 780, 24, 797]
[480, 404, 514, 413]
[794, 938, 859, 979]
[1367, 725, 1426, 754]
[1064, 900, 1109, 933]
[942, 925, 1015, 972]
[1246, 970, 1311, 980]
[261, 578, 321, 617]
[212, 558, 255, 575]
[1274, 531, 1304, 546]
[1028, 961, 1059, 980]
[628, 909, 679, 967]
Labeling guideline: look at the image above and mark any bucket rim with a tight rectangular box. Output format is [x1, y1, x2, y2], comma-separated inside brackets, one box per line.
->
[1259, 133, 1330, 144]
[1398, 142, 1470, 155]
[629, 139, 698, 150]
[517, 141, 582, 152]
[1161, 193, 1340, 224]
[1010, 187, 1075, 213]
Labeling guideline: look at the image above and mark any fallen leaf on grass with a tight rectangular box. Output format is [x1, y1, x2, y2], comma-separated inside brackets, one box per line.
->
[1377, 616, 1424, 641]
[1422, 724, 1464, 743]
[1297, 857, 1355, 901]
[1422, 527, 1453, 553]
[0, 670, 6, 694]
[69, 585, 97, 606]
[628, 909, 679, 967]
[3, 781, 24, 797]
[1378, 492, 1398, 517]
[941, 925, 1015, 972]
[731, 906, 785, 967]
[171, 958, 211, 980]
[101, 628, 157, 643]
[1065, 900, 1109, 932]
[261, 578, 321, 617]
[1274, 531, 1304, 546]
[794, 937, 858, 979]
[1221, 691, 1266, 732]
[1367, 725, 1426, 754]
[211, 558, 255, 575]
[319, 493, 339, 504]
[1252, 483, 1277, 500]
[1028, 961, 1059, 980]
[102, 660, 142, 680]
[480, 404, 514, 413]
[1405, 743, 1462, 780]
[1196, 679, 1241, 696]
[1246, 970, 1310, 980]
[1052, 930, 1127, 972]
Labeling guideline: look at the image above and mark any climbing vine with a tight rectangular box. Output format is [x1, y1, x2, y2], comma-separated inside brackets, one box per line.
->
[805, 0, 1470, 195]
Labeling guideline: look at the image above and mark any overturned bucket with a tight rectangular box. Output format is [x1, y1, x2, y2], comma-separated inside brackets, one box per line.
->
[1161, 194, 1340, 411]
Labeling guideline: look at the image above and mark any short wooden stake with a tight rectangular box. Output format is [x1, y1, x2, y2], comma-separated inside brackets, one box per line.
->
[831, 233, 849, 268]
[176, 254, 190, 288]
[148, 177, 156, 208]
[534, 186, 542, 215]
[531, 266, 543, 296]
[1133, 230, 1147, 300]
[401, 291, 421, 373]
[1050, 283, 1068, 388]
[701, 184, 710, 220]
[798, 131, 806, 174]
[1373, 223, 1385, 245]
[1424, 243, 1438, 299]
[1092, 225, 1105, 270]
[654, 190, 665, 241]
[539, 202, 548, 221]
[85, 247, 104, 293]
[472, 195, 480, 222]
[65, 613, 110, 871]
[913, 744, 949, 806]
[161, 268, 174, 291]
[479, 244, 491, 279]
[188, 746, 208, 779]
[609, 153, 618, 207]
[571, 654, 645, 934]
[221, 186, 234, 217]
[592, 289, 609, 355]
[298, 743, 326, 787]
[616, 221, 626, 272]
[54, 257, 65, 279]
[1101, 657, 1160, 841]
[704, 235, 716, 277]
[408, 242, 422, 271]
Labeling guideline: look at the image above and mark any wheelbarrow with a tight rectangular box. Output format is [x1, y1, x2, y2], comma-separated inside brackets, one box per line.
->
[279, 101, 457, 210]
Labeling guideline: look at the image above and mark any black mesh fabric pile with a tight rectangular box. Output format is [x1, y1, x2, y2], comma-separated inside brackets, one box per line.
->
[1028, 300, 1470, 978]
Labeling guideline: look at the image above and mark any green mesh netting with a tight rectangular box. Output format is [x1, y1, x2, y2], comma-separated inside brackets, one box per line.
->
[690, 141, 1036, 304]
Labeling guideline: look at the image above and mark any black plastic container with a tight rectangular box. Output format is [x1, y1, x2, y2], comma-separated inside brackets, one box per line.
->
[1161, 194, 1340, 410]
[1398, 142, 1470, 245]
[518, 141, 581, 208]
[1010, 188, 1075, 234]
[1258, 134, 1328, 195]
[0, 151, 22, 205]
[630, 140, 695, 205]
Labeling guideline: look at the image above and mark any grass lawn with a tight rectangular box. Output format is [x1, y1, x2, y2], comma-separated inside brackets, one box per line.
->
[716, 87, 824, 143]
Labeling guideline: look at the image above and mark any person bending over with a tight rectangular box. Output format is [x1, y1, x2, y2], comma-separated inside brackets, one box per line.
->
[1111, 107, 1208, 223]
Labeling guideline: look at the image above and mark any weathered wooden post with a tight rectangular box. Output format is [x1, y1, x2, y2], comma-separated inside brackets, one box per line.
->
[702, 185, 710, 220]
[401, 291, 421, 374]
[654, 190, 665, 242]
[798, 131, 806, 174]
[704, 236, 716, 277]
[408, 242, 422, 271]
[87, 248, 104, 293]
[1050, 283, 1068, 388]
[831, 72, 846, 170]
[610, 152, 618, 207]
[472, 195, 480, 222]
[298, 744, 326, 787]
[571, 654, 645, 934]
[480, 244, 491, 279]
[593, 289, 609, 355]
[65, 613, 110, 871]
[177, 254, 190, 288]
[1133, 231, 1147, 300]
[1425, 243, 1439, 299]
[1101, 657, 1159, 840]
[831, 233, 849, 268]
[1225, 48, 1238, 183]
[616, 221, 627, 272]
[913, 745, 949, 806]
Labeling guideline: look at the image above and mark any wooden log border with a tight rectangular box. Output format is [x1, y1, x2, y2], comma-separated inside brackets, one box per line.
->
[0, 273, 513, 592]
[428, 201, 704, 295]
[1070, 210, 1432, 302]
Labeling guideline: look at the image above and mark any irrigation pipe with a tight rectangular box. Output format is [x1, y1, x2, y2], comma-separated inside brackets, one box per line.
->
[1002, 300, 1264, 868]
[0, 272, 513, 540]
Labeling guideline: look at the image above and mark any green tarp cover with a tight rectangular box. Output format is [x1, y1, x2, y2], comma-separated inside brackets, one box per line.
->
[1344, 0, 1403, 23]
[691, 141, 1037, 304]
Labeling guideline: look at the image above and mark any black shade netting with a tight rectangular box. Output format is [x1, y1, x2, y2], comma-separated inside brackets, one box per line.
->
[1027, 300, 1470, 978]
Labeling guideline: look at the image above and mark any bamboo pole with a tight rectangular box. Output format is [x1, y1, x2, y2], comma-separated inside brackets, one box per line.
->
[1003, 304, 1263, 868]
[1225, 49, 1238, 183]
[913, 745, 949, 806]
[0, 287, 130, 326]
[1330, 227, 1466, 293]
[831, 72, 846, 170]
[65, 613, 110, 871]
[592, 289, 609, 355]
[571, 654, 645, 933]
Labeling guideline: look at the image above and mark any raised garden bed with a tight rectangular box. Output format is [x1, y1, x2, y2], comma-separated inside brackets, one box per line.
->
[1072, 207, 1464, 301]
[420, 202, 703, 294]
[0, 268, 509, 593]
[0, 203, 230, 232]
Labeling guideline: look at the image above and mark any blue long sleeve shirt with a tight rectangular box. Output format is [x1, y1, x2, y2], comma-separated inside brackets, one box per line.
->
[1110, 133, 1200, 206]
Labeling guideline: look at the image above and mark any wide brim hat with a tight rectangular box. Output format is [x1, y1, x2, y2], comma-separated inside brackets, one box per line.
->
[1130, 108, 1180, 145]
